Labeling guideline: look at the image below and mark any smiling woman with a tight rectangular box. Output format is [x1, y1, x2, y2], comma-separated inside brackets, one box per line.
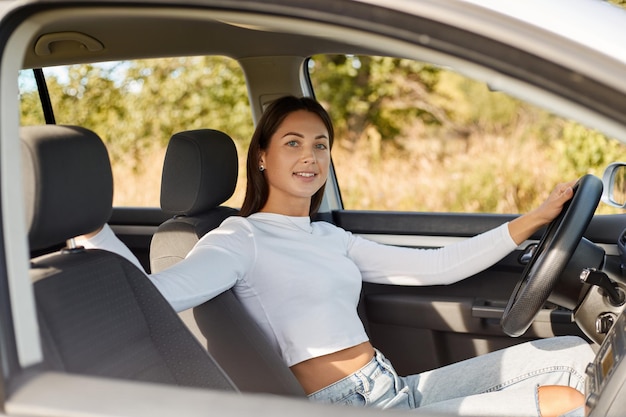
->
[255, 110, 331, 216]
[79, 95, 593, 416]
[239, 96, 334, 217]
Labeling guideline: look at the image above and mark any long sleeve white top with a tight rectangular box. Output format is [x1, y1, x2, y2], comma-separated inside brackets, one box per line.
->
[82, 213, 517, 366]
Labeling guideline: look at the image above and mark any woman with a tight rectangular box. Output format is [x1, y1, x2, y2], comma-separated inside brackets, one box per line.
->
[79, 96, 592, 416]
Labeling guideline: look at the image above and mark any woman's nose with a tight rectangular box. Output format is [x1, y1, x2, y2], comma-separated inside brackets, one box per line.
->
[301, 147, 317, 164]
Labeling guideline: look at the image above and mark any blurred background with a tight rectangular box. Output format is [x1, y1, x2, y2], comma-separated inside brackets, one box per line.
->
[19, 48, 626, 215]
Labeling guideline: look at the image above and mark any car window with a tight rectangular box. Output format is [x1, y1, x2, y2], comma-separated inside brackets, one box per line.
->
[308, 54, 626, 215]
[19, 56, 252, 208]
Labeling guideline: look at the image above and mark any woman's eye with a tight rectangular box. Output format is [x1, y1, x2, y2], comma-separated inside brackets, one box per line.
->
[315, 143, 328, 150]
[286, 140, 298, 147]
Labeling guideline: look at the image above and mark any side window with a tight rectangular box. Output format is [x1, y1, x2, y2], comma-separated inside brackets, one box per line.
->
[19, 56, 252, 208]
[308, 54, 626, 215]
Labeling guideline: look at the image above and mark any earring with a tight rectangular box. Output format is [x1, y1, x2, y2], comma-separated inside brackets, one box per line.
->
[259, 165, 265, 172]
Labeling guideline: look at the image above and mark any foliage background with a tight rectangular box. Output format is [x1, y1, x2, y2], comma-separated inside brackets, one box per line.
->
[20, 52, 626, 214]
[308, 55, 626, 214]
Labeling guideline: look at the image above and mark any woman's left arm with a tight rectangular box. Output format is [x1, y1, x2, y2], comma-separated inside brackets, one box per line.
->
[348, 180, 576, 286]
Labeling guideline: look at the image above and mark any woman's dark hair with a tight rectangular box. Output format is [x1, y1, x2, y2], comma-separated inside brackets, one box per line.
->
[239, 95, 334, 218]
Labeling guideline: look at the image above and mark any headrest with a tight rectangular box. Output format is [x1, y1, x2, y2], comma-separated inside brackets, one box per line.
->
[160, 129, 238, 216]
[22, 125, 113, 251]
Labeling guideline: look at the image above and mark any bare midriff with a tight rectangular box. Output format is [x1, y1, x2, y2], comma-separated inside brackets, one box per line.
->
[289, 341, 376, 395]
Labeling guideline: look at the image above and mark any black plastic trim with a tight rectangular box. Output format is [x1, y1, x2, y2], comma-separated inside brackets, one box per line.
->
[333, 210, 626, 245]
[33, 68, 55, 124]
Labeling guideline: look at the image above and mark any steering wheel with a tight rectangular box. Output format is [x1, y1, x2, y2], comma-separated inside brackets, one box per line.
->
[501, 174, 603, 337]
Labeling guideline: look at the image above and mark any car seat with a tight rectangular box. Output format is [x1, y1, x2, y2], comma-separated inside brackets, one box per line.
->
[22, 125, 236, 390]
[150, 129, 305, 397]
[150, 129, 239, 272]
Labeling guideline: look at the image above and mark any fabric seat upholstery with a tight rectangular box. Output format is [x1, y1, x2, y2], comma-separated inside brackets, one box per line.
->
[151, 129, 305, 397]
[150, 129, 239, 272]
[22, 125, 236, 391]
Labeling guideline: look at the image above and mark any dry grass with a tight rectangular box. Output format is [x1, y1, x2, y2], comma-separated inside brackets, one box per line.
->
[110, 143, 248, 208]
[332, 132, 559, 214]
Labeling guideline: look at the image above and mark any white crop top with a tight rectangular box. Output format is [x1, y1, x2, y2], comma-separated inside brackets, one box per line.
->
[81, 213, 517, 367]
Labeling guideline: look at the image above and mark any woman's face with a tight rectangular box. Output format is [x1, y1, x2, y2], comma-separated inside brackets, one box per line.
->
[259, 110, 330, 215]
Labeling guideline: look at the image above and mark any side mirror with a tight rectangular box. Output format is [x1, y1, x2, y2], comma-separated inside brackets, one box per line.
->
[602, 162, 626, 208]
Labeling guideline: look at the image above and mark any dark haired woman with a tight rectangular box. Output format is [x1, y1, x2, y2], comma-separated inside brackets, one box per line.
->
[80, 95, 590, 417]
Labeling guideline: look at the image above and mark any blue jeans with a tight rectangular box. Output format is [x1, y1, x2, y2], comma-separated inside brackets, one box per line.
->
[308, 336, 594, 416]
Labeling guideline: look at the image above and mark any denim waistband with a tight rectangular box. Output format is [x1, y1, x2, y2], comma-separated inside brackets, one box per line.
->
[307, 349, 387, 398]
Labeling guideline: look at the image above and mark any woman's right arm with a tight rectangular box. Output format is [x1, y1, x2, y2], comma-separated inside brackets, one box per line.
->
[77, 220, 253, 312]
[76, 224, 145, 271]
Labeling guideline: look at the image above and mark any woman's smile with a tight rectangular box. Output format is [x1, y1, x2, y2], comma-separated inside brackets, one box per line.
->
[293, 171, 318, 179]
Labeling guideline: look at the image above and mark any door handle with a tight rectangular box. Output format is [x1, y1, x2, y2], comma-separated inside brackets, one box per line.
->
[471, 303, 505, 319]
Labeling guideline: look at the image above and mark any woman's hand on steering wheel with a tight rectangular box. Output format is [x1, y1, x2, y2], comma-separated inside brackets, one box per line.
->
[501, 175, 603, 337]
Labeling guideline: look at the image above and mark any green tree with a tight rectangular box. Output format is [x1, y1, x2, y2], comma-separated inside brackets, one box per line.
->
[122, 56, 252, 150]
[309, 55, 444, 147]
[24, 57, 252, 168]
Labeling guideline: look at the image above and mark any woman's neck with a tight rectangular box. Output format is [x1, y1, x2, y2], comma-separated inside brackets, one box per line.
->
[260, 200, 310, 217]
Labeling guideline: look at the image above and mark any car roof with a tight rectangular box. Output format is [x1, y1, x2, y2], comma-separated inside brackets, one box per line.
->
[17, 0, 376, 69]
[15, 0, 626, 68]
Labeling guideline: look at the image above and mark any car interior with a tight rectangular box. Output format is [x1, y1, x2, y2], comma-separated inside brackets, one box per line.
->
[3, 1, 626, 416]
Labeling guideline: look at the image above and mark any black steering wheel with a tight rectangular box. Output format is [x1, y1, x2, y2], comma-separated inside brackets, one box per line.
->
[501, 174, 603, 337]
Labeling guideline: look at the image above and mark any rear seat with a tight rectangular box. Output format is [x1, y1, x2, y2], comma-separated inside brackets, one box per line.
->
[22, 124, 236, 390]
